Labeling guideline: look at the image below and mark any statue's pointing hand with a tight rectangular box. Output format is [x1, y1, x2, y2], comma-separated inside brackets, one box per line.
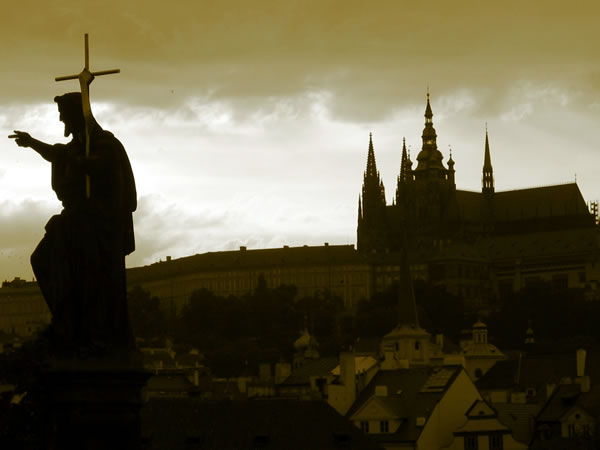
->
[8, 131, 34, 148]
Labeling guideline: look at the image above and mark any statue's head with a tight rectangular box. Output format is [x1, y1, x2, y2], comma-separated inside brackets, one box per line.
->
[54, 92, 85, 138]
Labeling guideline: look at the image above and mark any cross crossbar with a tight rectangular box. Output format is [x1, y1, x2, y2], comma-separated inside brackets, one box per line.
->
[55, 33, 120, 198]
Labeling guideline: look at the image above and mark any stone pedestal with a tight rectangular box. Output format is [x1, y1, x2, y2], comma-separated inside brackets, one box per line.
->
[41, 361, 151, 450]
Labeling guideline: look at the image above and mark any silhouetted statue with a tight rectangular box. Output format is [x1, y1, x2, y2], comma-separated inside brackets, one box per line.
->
[10, 92, 136, 357]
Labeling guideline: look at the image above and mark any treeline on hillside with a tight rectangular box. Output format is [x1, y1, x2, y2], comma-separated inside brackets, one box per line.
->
[128, 278, 600, 377]
[127, 277, 345, 376]
[127, 278, 470, 376]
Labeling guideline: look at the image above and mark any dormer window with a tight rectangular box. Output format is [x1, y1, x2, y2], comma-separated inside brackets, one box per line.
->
[380, 421, 389, 433]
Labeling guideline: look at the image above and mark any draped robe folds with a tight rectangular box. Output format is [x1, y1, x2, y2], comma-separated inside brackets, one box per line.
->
[32, 126, 137, 355]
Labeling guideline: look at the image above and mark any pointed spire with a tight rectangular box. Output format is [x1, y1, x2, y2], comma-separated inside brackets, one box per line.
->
[399, 137, 409, 182]
[482, 125, 495, 193]
[425, 89, 433, 122]
[483, 127, 492, 170]
[415, 89, 445, 173]
[365, 132, 378, 178]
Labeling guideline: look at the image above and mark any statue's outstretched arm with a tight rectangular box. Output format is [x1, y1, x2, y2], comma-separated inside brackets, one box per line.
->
[9, 130, 57, 163]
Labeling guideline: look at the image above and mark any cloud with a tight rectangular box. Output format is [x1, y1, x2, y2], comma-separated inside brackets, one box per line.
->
[0, 199, 57, 280]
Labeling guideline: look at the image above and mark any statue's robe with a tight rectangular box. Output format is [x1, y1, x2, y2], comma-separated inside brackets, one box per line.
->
[32, 126, 136, 354]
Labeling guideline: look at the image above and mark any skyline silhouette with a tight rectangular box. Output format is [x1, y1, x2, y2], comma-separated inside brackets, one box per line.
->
[1, 1, 599, 281]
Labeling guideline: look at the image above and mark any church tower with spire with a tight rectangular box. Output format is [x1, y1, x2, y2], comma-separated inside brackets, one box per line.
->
[482, 127, 494, 195]
[481, 127, 496, 230]
[410, 92, 457, 233]
[380, 246, 444, 368]
[357, 133, 388, 252]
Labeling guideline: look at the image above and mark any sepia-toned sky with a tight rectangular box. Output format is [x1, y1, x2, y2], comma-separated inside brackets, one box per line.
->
[1, 0, 599, 280]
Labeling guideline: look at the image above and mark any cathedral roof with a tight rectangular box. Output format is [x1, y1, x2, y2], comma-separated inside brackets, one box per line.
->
[493, 183, 590, 220]
[454, 183, 592, 224]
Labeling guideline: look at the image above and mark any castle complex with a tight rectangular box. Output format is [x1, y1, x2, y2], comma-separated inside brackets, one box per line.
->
[357, 93, 600, 308]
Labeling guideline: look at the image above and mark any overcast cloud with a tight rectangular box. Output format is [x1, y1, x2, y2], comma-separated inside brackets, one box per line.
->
[1, 1, 599, 280]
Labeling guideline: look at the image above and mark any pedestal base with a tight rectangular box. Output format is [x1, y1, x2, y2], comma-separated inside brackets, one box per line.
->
[42, 361, 151, 450]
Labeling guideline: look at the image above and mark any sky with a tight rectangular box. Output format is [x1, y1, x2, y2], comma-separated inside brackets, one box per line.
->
[0, 0, 599, 281]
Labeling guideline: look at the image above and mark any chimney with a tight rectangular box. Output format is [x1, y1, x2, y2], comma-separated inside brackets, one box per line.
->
[575, 348, 591, 392]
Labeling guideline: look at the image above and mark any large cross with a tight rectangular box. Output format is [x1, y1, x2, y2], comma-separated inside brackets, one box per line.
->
[55, 33, 120, 198]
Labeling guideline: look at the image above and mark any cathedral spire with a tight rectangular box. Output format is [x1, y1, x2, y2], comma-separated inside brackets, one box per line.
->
[358, 133, 387, 252]
[415, 90, 445, 172]
[399, 137, 409, 183]
[482, 126, 495, 193]
[366, 132, 378, 178]
[396, 137, 413, 205]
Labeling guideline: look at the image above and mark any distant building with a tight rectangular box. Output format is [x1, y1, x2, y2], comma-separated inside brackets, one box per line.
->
[127, 244, 373, 312]
[444, 399, 528, 450]
[358, 93, 600, 308]
[346, 365, 481, 449]
[0, 278, 49, 336]
[126, 93, 600, 315]
[460, 320, 505, 382]
[530, 350, 600, 450]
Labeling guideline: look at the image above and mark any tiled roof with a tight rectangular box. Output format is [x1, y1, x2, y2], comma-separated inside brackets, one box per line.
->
[347, 366, 462, 443]
[537, 384, 600, 423]
[493, 184, 590, 221]
[455, 184, 593, 225]
[141, 398, 383, 450]
[494, 403, 540, 444]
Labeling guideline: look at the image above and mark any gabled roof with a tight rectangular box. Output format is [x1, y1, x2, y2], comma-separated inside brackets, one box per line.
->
[465, 399, 498, 419]
[142, 398, 383, 450]
[454, 399, 511, 435]
[347, 366, 463, 443]
[537, 384, 600, 423]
